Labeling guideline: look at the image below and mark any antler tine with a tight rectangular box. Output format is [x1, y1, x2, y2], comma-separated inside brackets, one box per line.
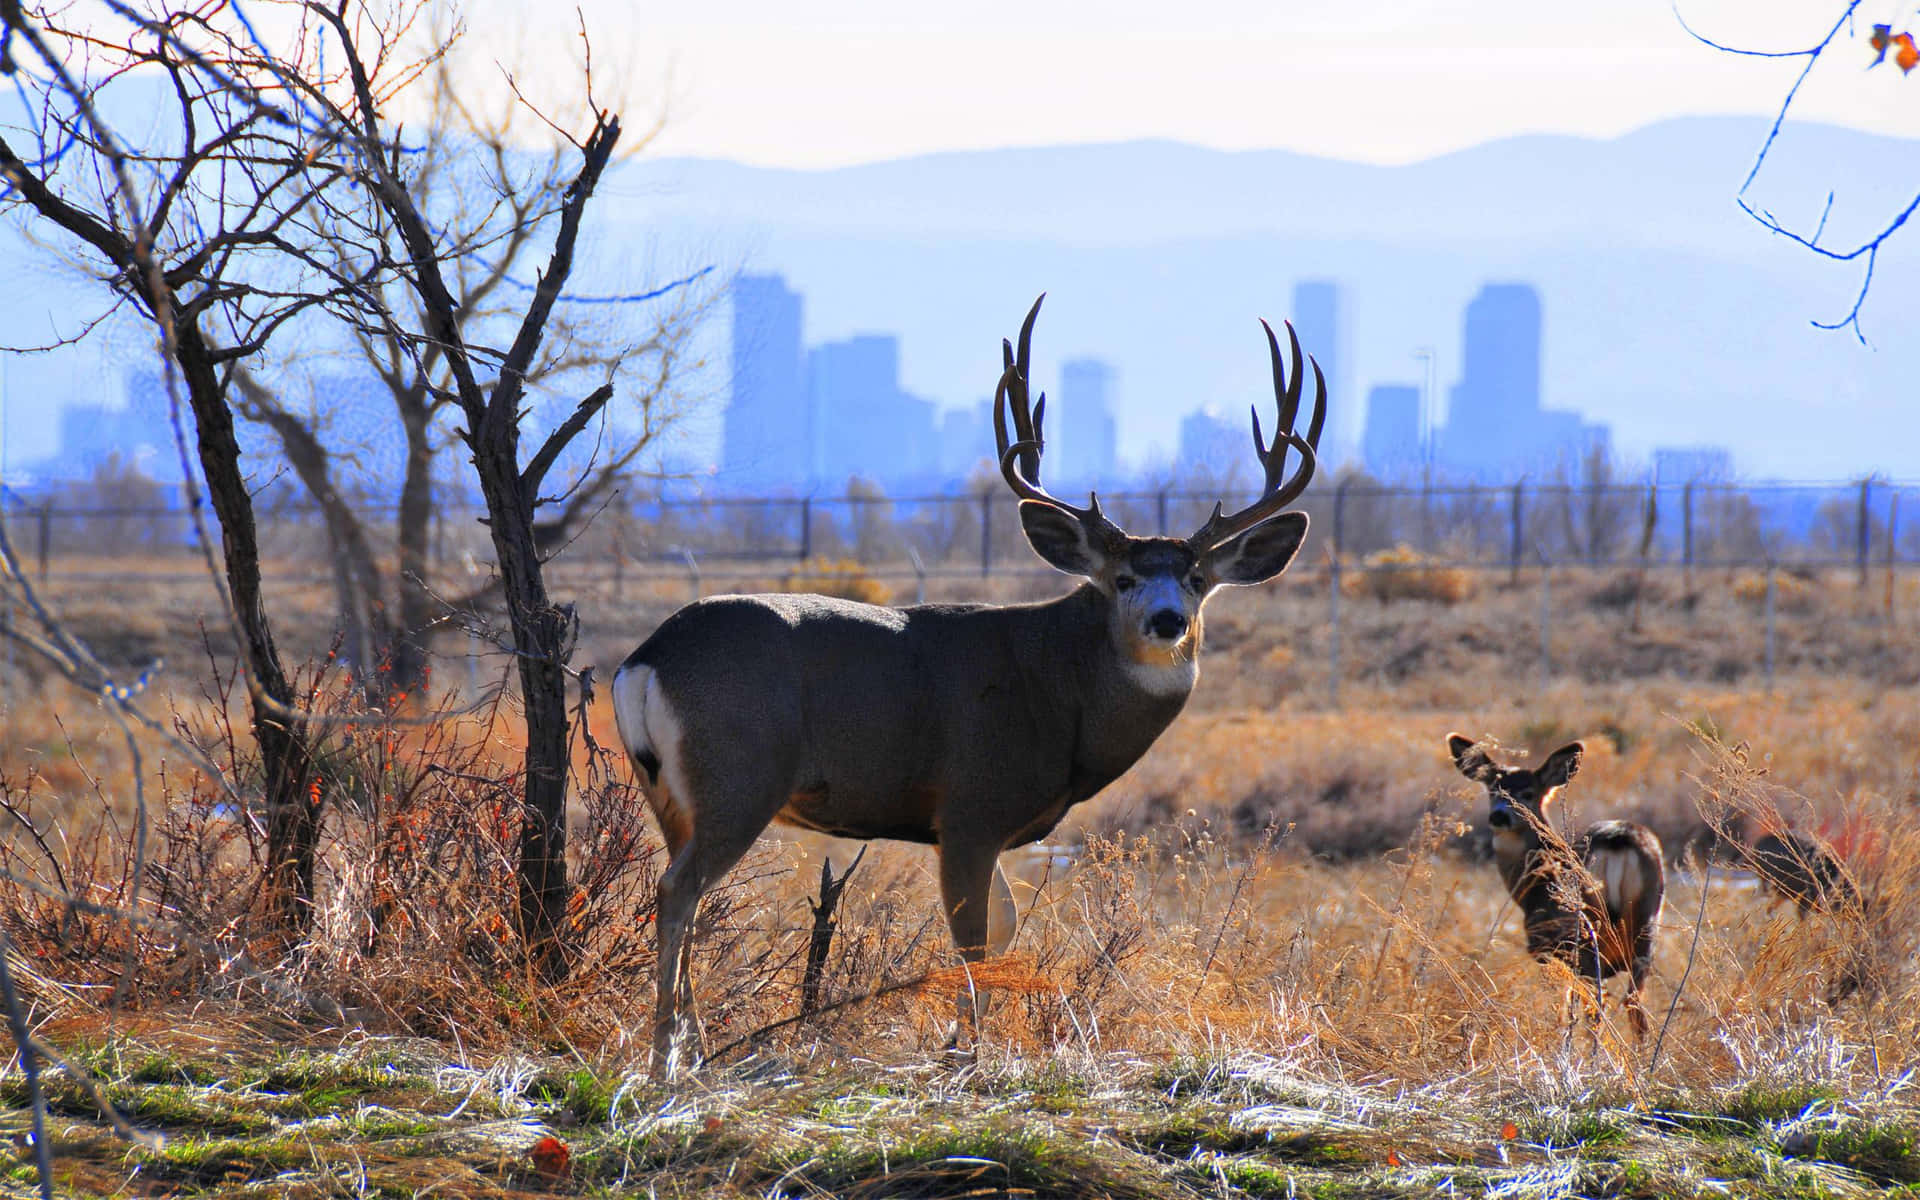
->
[992, 295, 1113, 529]
[1187, 318, 1330, 550]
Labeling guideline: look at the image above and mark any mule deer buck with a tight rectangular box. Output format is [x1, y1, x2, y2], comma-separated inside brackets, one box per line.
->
[614, 295, 1327, 1073]
[1744, 831, 1861, 918]
[1447, 735, 1665, 1038]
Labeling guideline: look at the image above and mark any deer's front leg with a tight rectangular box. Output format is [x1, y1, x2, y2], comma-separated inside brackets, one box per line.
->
[939, 840, 1002, 1054]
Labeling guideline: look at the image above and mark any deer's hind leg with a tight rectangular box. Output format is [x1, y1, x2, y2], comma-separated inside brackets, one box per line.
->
[639, 690, 797, 1079]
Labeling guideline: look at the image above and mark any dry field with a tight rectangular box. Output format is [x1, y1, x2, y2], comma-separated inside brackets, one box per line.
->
[1, 558, 1917, 1196]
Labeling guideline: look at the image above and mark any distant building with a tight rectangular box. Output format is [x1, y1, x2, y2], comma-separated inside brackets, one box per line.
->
[808, 334, 937, 492]
[1442, 283, 1541, 475]
[1178, 408, 1243, 476]
[722, 274, 808, 490]
[1290, 281, 1343, 450]
[939, 400, 993, 481]
[51, 370, 183, 481]
[1439, 283, 1610, 479]
[1654, 445, 1734, 483]
[1057, 358, 1118, 483]
[1361, 384, 1422, 479]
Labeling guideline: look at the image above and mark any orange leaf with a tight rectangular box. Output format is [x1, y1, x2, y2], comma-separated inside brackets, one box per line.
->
[1871, 23, 1893, 55]
[1501, 1122, 1520, 1140]
[1386, 1149, 1403, 1167]
[529, 1135, 571, 1179]
[703, 1116, 724, 1133]
[1895, 32, 1918, 73]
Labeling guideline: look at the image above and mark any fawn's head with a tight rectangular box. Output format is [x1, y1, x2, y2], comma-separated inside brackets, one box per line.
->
[998, 295, 1319, 667]
[1447, 734, 1585, 845]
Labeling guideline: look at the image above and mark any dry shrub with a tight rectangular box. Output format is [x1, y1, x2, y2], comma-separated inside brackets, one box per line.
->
[0, 660, 798, 1053]
[781, 557, 891, 605]
[1731, 568, 1817, 612]
[1343, 544, 1477, 606]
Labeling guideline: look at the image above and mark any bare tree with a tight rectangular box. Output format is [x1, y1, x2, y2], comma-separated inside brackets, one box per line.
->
[231, 55, 708, 698]
[1678, 4, 1920, 339]
[0, 1, 388, 927]
[275, 3, 659, 973]
[3, 2, 684, 971]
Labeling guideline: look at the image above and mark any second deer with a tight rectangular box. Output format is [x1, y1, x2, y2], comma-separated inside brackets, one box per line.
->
[1744, 830, 1862, 918]
[1447, 735, 1665, 1038]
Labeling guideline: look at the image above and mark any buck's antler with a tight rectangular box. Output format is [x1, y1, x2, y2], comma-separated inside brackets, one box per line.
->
[994, 294, 1121, 533]
[1186, 319, 1326, 550]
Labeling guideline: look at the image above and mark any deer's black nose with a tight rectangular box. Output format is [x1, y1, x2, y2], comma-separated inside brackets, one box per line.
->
[1147, 610, 1187, 640]
[1488, 807, 1515, 830]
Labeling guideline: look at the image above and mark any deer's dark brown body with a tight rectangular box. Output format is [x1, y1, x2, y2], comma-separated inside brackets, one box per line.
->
[617, 296, 1332, 1076]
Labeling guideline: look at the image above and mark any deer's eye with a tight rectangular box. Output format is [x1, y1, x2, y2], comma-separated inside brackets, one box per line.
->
[1189, 574, 1206, 591]
[1114, 575, 1137, 593]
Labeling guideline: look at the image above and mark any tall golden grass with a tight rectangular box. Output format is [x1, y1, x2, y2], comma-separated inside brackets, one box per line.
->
[0, 563, 1915, 1105]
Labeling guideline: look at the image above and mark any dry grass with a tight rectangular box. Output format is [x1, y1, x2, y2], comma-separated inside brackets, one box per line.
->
[1343, 544, 1479, 606]
[4, 562, 1919, 1194]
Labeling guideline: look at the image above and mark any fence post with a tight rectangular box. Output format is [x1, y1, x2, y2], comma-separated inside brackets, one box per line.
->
[1764, 558, 1776, 691]
[1887, 493, 1902, 625]
[36, 503, 50, 580]
[1327, 548, 1341, 708]
[1332, 477, 1349, 558]
[1156, 489, 1169, 537]
[979, 492, 993, 576]
[467, 628, 482, 700]
[799, 497, 812, 562]
[1538, 549, 1552, 691]
[1682, 482, 1694, 585]
[1509, 482, 1524, 583]
[680, 547, 701, 603]
[1857, 479, 1871, 585]
[907, 545, 927, 606]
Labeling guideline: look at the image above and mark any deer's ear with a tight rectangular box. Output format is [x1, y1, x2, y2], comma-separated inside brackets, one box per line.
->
[1202, 512, 1308, 586]
[1448, 733, 1499, 783]
[1539, 741, 1585, 787]
[1019, 501, 1105, 576]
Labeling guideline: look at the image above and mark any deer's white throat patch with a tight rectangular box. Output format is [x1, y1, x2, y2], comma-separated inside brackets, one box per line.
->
[1124, 653, 1198, 696]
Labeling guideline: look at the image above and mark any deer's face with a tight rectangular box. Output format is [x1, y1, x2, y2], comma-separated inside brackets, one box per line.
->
[1104, 538, 1207, 660]
[1447, 735, 1585, 852]
[1019, 503, 1311, 670]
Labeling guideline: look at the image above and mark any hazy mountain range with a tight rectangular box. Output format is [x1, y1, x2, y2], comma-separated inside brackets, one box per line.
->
[599, 116, 1918, 482]
[3, 112, 1915, 481]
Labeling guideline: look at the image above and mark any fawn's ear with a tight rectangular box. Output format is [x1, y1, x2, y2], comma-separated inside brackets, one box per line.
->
[1019, 500, 1108, 577]
[1538, 741, 1585, 788]
[1447, 733, 1498, 784]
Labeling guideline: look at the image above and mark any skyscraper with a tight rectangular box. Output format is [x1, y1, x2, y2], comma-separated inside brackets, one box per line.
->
[1057, 358, 1118, 484]
[722, 274, 807, 490]
[1361, 384, 1422, 479]
[1177, 408, 1243, 477]
[808, 335, 937, 491]
[1290, 281, 1344, 453]
[1441, 283, 1543, 478]
[939, 400, 993, 481]
[1439, 283, 1611, 479]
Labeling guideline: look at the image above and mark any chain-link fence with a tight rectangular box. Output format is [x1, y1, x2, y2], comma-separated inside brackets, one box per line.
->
[4, 478, 1916, 583]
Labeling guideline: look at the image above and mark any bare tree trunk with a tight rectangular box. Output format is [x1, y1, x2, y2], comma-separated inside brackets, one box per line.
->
[470, 437, 574, 976]
[390, 400, 438, 695]
[176, 336, 317, 927]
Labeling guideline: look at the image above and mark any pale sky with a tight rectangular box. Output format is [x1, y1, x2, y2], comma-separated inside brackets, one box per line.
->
[456, 1, 1920, 166]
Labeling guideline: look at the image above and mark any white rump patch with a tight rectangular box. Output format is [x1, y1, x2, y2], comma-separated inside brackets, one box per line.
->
[1590, 846, 1646, 913]
[611, 665, 692, 807]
